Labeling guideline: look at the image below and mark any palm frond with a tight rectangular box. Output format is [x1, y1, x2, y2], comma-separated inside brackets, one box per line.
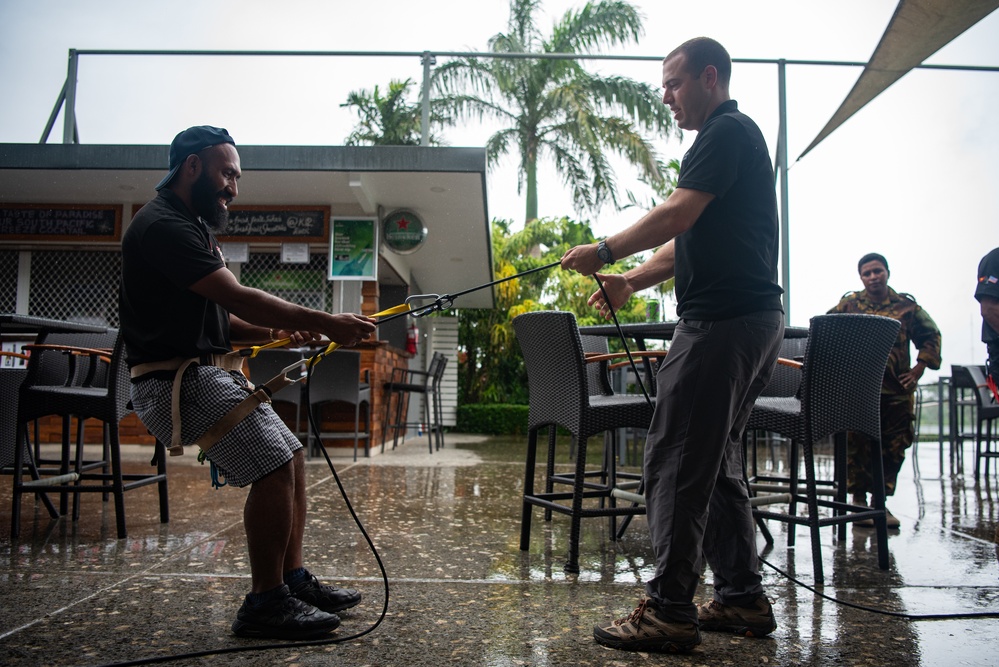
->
[548, 0, 643, 54]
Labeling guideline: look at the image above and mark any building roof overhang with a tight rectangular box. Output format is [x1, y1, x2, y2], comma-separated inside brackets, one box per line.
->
[0, 142, 495, 308]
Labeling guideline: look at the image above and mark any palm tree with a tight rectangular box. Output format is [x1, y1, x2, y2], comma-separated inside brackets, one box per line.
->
[342, 78, 449, 146]
[432, 0, 676, 222]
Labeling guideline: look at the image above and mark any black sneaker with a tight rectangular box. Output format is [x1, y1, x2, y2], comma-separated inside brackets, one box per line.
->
[288, 573, 362, 614]
[231, 584, 340, 640]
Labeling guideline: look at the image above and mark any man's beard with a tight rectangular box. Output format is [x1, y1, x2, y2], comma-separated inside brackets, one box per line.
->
[191, 172, 230, 233]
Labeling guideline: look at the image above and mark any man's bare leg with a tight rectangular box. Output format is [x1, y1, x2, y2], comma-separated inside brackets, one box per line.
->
[284, 449, 307, 573]
[244, 458, 295, 593]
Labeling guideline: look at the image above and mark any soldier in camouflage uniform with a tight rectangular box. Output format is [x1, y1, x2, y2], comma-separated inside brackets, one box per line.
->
[828, 253, 941, 528]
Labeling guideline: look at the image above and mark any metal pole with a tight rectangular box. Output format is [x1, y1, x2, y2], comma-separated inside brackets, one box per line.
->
[777, 59, 790, 320]
[420, 51, 435, 147]
[62, 49, 79, 144]
[39, 81, 67, 144]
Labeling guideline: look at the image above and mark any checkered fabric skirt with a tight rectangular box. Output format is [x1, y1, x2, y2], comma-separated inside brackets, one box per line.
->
[131, 365, 301, 487]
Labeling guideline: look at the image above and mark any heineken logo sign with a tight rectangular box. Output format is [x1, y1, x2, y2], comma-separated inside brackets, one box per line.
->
[382, 209, 428, 254]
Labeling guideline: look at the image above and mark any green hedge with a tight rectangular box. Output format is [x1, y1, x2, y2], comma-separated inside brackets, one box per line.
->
[456, 403, 529, 435]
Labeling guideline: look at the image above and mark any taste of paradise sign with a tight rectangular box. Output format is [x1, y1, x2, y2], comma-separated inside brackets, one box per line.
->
[382, 209, 428, 255]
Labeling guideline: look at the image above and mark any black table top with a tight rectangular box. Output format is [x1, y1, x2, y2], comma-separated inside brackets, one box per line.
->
[0, 313, 108, 335]
[579, 321, 679, 339]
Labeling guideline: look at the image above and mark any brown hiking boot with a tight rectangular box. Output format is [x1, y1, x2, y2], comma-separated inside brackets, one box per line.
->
[593, 598, 701, 653]
[853, 495, 901, 529]
[697, 596, 777, 637]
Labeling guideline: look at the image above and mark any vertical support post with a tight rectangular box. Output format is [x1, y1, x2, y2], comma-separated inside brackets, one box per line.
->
[40, 81, 67, 144]
[16, 250, 31, 314]
[939, 375, 947, 475]
[777, 59, 790, 321]
[420, 51, 436, 147]
[62, 49, 79, 144]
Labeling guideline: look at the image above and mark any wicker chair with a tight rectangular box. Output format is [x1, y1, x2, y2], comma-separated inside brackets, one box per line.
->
[747, 314, 900, 583]
[305, 350, 372, 461]
[965, 364, 999, 481]
[513, 311, 654, 573]
[744, 332, 810, 543]
[247, 349, 307, 442]
[580, 335, 615, 397]
[1, 359, 61, 520]
[10, 329, 169, 539]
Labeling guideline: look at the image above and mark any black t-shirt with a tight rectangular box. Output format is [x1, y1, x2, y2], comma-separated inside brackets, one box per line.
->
[674, 99, 784, 320]
[976, 248, 999, 346]
[119, 189, 231, 367]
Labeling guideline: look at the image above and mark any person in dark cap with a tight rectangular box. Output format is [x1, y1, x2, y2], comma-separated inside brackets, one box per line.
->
[120, 125, 376, 640]
[828, 252, 941, 528]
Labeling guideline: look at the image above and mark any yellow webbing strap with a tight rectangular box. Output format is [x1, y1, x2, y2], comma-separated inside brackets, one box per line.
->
[236, 303, 413, 361]
[191, 303, 412, 456]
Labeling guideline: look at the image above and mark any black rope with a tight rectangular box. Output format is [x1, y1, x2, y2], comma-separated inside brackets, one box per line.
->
[759, 556, 999, 620]
[447, 260, 562, 302]
[379, 260, 565, 323]
[592, 274, 653, 407]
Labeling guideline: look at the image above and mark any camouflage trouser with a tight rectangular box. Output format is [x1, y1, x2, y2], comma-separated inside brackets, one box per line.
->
[846, 394, 914, 497]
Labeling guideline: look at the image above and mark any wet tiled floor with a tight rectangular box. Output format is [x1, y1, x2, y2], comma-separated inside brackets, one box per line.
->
[1, 433, 997, 666]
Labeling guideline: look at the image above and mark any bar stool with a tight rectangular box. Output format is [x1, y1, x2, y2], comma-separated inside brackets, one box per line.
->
[381, 352, 447, 453]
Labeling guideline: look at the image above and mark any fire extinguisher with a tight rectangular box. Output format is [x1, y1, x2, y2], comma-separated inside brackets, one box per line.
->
[406, 323, 419, 355]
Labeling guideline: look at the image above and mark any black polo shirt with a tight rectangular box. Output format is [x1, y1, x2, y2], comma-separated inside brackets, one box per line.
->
[674, 99, 784, 320]
[119, 189, 231, 367]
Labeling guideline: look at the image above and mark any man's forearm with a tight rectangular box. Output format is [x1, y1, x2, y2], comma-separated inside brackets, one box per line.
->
[229, 315, 273, 344]
[192, 267, 325, 331]
[623, 241, 676, 292]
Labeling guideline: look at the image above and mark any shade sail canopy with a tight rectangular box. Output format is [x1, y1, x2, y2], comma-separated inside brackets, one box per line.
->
[798, 0, 999, 160]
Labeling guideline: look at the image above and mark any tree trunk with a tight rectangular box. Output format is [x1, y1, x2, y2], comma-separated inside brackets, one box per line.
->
[525, 151, 538, 222]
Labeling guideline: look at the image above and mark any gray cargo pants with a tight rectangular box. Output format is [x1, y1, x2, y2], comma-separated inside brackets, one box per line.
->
[643, 310, 784, 624]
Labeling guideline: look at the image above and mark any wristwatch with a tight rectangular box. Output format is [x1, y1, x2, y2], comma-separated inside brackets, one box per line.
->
[596, 240, 615, 265]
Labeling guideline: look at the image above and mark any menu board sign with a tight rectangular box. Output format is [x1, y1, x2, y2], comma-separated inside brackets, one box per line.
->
[0, 204, 122, 241]
[220, 206, 329, 242]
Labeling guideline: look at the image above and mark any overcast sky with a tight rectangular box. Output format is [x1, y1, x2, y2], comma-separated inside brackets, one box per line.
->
[2, 0, 997, 378]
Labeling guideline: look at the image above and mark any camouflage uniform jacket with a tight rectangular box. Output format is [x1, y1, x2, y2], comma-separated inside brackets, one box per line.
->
[828, 287, 942, 397]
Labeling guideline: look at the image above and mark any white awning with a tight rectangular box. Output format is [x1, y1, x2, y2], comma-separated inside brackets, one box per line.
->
[798, 0, 999, 160]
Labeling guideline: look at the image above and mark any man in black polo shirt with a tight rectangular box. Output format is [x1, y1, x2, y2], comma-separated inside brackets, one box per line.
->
[121, 126, 376, 640]
[562, 37, 784, 653]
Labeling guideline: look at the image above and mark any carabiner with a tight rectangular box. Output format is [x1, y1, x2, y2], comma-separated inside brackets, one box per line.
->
[405, 293, 443, 318]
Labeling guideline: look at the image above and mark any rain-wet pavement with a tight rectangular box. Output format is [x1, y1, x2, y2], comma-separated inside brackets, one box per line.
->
[1, 432, 997, 666]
